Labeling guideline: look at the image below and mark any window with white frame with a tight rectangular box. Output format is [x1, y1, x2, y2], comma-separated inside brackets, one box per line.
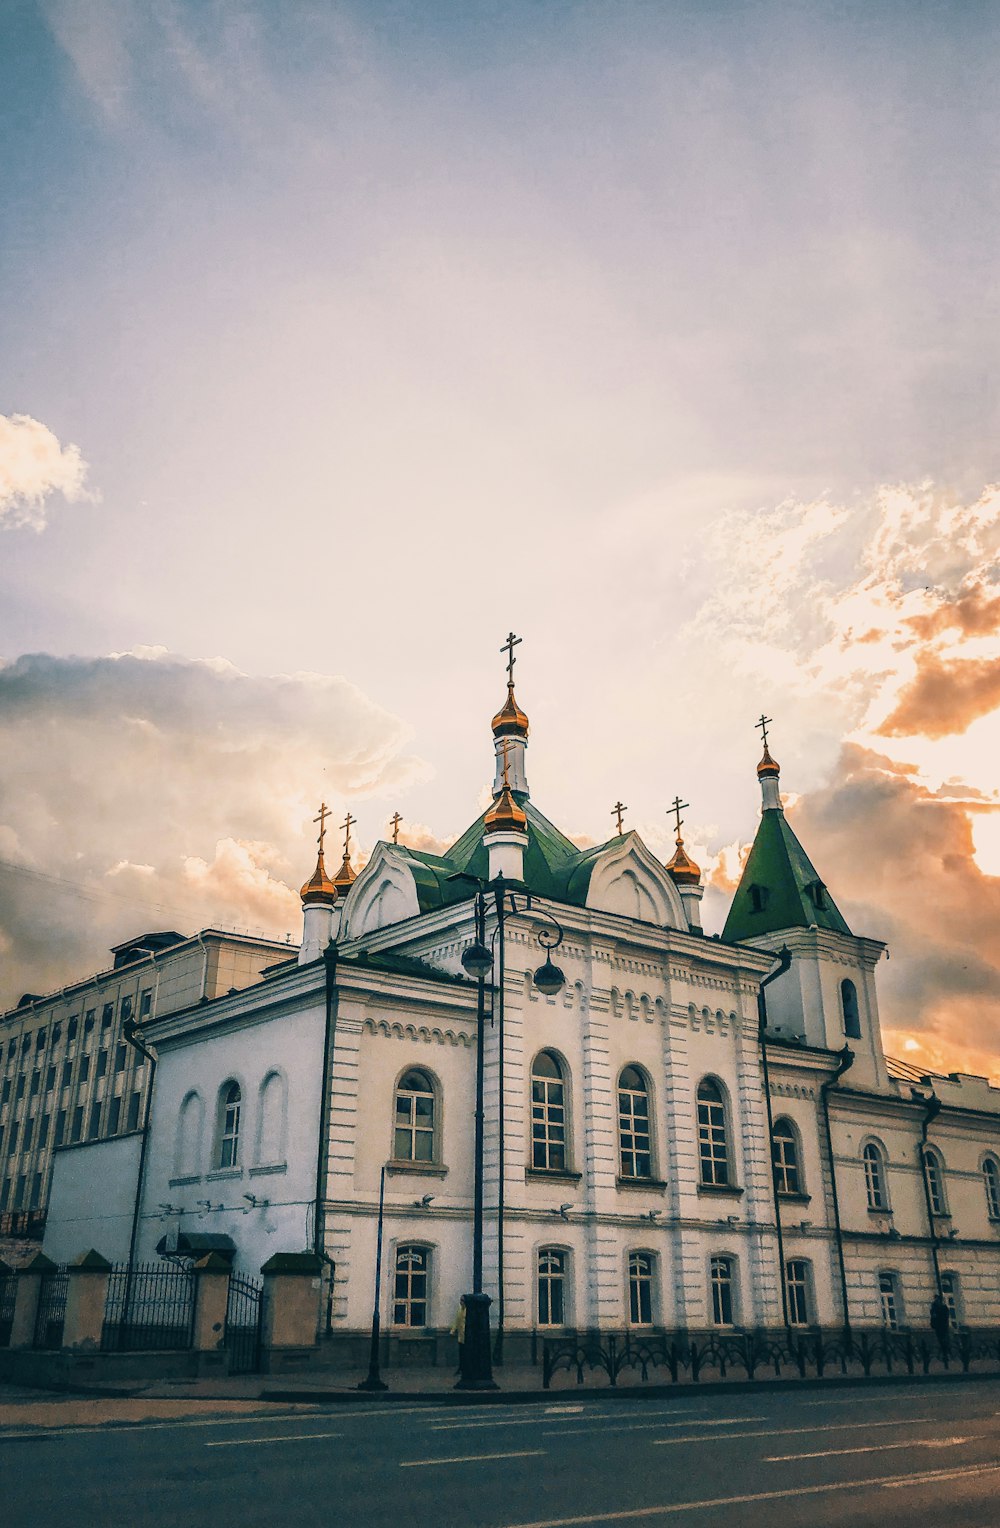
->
[940, 1272, 960, 1328]
[863, 1142, 888, 1210]
[878, 1270, 902, 1329]
[618, 1067, 652, 1179]
[984, 1157, 1000, 1221]
[709, 1255, 735, 1325]
[772, 1118, 802, 1196]
[218, 1082, 241, 1169]
[531, 1052, 567, 1172]
[923, 1148, 948, 1216]
[784, 1259, 811, 1325]
[394, 1069, 437, 1163]
[697, 1079, 730, 1186]
[628, 1251, 654, 1325]
[393, 1245, 429, 1327]
[537, 1248, 566, 1326]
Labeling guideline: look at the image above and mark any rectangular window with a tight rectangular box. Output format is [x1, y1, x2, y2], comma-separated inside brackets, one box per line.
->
[23, 1118, 33, 1151]
[62, 1061, 72, 1088]
[115, 1044, 128, 1073]
[618, 1071, 652, 1179]
[0, 1178, 9, 1211]
[1, 1079, 8, 1105]
[393, 1246, 429, 1327]
[710, 1256, 735, 1325]
[71, 1106, 84, 1143]
[940, 1272, 960, 1329]
[45, 1066, 55, 1093]
[697, 1092, 730, 1187]
[30, 1172, 42, 1209]
[537, 1249, 566, 1326]
[30, 1070, 40, 1097]
[785, 1260, 810, 1325]
[96, 1050, 108, 1079]
[15, 1075, 24, 1102]
[79, 1054, 90, 1083]
[127, 1091, 141, 1131]
[139, 989, 152, 1018]
[36, 1029, 46, 1050]
[108, 1095, 122, 1134]
[55, 1110, 66, 1146]
[628, 1252, 654, 1326]
[531, 1059, 567, 1172]
[89, 1101, 102, 1137]
[39, 1114, 50, 1148]
[101, 1003, 113, 1028]
[120, 995, 133, 1024]
[69, 1016, 80, 1039]
[84, 1014, 95, 1035]
[14, 1174, 26, 1210]
[394, 1074, 435, 1162]
[878, 1271, 901, 1330]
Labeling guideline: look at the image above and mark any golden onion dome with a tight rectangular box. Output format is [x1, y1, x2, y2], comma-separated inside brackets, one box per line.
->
[333, 850, 357, 893]
[757, 742, 780, 778]
[484, 785, 528, 834]
[300, 850, 338, 906]
[491, 682, 529, 738]
[666, 836, 701, 887]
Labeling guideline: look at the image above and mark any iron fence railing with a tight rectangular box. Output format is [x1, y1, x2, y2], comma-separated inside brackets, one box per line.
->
[101, 1262, 195, 1352]
[32, 1267, 68, 1350]
[0, 1268, 17, 1347]
[542, 1326, 1000, 1389]
[225, 1272, 264, 1375]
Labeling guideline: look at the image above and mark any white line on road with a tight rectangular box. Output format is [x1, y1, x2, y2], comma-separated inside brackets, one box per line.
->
[651, 1415, 935, 1446]
[430, 1410, 719, 1433]
[206, 1431, 342, 1447]
[501, 1461, 1000, 1526]
[765, 1435, 978, 1461]
[401, 1449, 545, 1468]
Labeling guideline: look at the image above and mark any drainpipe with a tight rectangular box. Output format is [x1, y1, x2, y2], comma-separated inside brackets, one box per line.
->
[917, 1091, 943, 1297]
[757, 946, 792, 1329]
[123, 1016, 158, 1272]
[314, 941, 339, 1318]
[820, 1044, 855, 1334]
[195, 931, 210, 1002]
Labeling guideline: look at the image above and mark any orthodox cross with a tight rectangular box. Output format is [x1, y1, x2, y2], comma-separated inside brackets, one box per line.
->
[341, 810, 356, 859]
[499, 736, 514, 788]
[390, 811, 402, 845]
[612, 800, 627, 835]
[313, 801, 332, 854]
[501, 630, 522, 684]
[756, 714, 773, 749]
[669, 796, 689, 839]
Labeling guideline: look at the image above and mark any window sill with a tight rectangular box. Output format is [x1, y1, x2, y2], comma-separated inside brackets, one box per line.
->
[616, 1176, 667, 1192]
[207, 1166, 243, 1181]
[249, 1162, 287, 1178]
[696, 1182, 744, 1198]
[777, 1191, 812, 1205]
[169, 1174, 201, 1187]
[931, 1211, 952, 1221]
[867, 1206, 892, 1216]
[525, 1168, 583, 1184]
[385, 1161, 449, 1178]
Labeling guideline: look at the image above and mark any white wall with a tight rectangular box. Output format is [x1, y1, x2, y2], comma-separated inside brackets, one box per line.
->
[44, 1134, 143, 1264]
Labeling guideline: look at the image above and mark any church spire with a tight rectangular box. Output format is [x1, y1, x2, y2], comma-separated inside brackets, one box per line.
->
[491, 630, 530, 797]
[664, 795, 704, 931]
[298, 802, 338, 964]
[333, 810, 358, 895]
[756, 714, 782, 811]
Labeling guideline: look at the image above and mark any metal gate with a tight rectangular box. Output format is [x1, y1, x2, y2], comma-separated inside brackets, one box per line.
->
[0, 1268, 17, 1347]
[102, 1262, 196, 1352]
[33, 1267, 69, 1350]
[225, 1272, 263, 1375]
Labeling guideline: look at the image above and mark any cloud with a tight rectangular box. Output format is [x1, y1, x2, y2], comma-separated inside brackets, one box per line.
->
[880, 653, 1000, 739]
[0, 413, 96, 531]
[0, 649, 428, 1006]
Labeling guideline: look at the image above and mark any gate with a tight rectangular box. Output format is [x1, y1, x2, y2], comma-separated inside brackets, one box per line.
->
[33, 1267, 69, 1350]
[0, 1267, 16, 1346]
[102, 1262, 195, 1352]
[225, 1272, 263, 1375]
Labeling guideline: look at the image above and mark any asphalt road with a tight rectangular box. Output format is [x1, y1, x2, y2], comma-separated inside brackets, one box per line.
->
[3, 1380, 1000, 1528]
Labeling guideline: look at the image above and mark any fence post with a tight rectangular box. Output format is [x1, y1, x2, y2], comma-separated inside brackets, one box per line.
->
[192, 1253, 231, 1359]
[63, 1250, 112, 1351]
[8, 1252, 56, 1350]
[260, 1252, 323, 1367]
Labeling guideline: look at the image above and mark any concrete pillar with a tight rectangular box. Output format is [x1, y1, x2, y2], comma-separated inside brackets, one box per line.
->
[261, 1252, 323, 1352]
[192, 1253, 231, 1354]
[63, 1250, 112, 1351]
[8, 1252, 57, 1350]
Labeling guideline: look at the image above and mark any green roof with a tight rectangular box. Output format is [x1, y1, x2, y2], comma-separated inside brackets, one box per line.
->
[722, 808, 851, 943]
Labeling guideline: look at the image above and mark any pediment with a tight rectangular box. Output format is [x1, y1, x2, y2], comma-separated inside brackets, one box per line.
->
[342, 843, 421, 938]
[584, 833, 685, 929]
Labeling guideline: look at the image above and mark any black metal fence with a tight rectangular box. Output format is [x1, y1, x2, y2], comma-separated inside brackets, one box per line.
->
[32, 1268, 68, 1350]
[0, 1267, 17, 1346]
[225, 1271, 264, 1375]
[101, 1261, 196, 1352]
[542, 1326, 1000, 1389]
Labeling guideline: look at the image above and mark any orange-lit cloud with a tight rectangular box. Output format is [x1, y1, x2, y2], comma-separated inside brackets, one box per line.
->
[880, 653, 1000, 739]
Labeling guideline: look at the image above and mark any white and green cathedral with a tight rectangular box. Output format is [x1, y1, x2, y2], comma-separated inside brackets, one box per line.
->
[43, 646, 1000, 1361]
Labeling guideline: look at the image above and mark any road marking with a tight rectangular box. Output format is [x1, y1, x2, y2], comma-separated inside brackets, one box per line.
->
[0, 1411, 327, 1441]
[430, 1410, 717, 1434]
[545, 1406, 584, 1414]
[766, 1435, 977, 1461]
[501, 1461, 1000, 1526]
[402, 1449, 545, 1468]
[206, 1431, 342, 1447]
[651, 1415, 935, 1446]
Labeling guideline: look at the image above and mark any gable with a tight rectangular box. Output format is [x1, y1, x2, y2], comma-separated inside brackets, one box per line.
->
[583, 835, 686, 928]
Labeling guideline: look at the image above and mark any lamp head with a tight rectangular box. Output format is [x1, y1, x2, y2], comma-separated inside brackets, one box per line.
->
[461, 939, 493, 979]
[533, 955, 566, 996]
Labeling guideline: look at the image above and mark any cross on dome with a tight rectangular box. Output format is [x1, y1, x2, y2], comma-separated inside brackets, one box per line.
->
[390, 811, 402, 845]
[612, 800, 627, 835]
[313, 801, 332, 854]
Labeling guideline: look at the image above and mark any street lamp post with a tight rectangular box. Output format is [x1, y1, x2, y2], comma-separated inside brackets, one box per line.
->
[358, 1164, 389, 1391]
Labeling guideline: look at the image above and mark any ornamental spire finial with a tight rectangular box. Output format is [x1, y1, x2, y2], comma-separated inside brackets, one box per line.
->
[665, 794, 700, 887]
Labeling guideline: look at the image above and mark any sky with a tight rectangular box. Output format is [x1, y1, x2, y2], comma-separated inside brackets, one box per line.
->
[2, 1, 1000, 1078]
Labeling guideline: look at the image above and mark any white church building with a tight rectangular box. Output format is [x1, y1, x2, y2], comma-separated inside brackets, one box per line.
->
[44, 648, 1000, 1360]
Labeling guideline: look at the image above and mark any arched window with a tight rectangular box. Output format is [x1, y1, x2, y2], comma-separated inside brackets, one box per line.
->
[175, 1090, 204, 1178]
[618, 1066, 652, 1180]
[923, 1147, 948, 1216]
[983, 1157, 1000, 1221]
[863, 1142, 888, 1211]
[537, 1248, 566, 1326]
[697, 1079, 730, 1187]
[940, 1271, 961, 1328]
[628, 1251, 655, 1326]
[784, 1259, 811, 1325]
[218, 1082, 241, 1169]
[771, 1118, 802, 1196]
[394, 1069, 437, 1163]
[392, 1246, 429, 1327]
[531, 1052, 567, 1172]
[257, 1072, 287, 1166]
[877, 1270, 901, 1329]
[709, 1254, 735, 1325]
[841, 980, 861, 1040]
